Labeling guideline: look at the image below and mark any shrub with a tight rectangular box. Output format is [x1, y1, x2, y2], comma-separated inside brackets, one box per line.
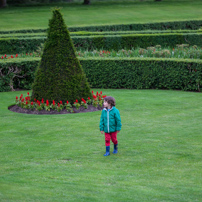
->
[1, 20, 202, 34]
[31, 8, 91, 104]
[1, 57, 201, 92]
[1, 33, 202, 54]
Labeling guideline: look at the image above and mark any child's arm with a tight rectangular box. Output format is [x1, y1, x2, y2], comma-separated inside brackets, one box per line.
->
[115, 109, 122, 132]
[99, 110, 104, 133]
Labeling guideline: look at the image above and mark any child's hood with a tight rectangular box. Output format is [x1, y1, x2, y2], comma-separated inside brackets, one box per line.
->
[103, 106, 116, 111]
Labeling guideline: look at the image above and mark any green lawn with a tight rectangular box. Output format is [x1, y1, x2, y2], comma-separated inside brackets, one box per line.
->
[0, 0, 202, 31]
[0, 89, 202, 201]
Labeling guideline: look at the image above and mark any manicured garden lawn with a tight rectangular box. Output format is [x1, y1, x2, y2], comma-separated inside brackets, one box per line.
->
[0, 0, 202, 31]
[0, 89, 202, 201]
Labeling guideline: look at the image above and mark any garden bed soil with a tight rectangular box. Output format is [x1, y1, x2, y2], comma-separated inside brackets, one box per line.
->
[8, 105, 103, 115]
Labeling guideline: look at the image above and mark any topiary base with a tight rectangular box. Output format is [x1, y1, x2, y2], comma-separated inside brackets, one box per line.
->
[8, 105, 103, 115]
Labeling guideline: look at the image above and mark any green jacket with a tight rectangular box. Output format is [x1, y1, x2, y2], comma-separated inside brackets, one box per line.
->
[99, 107, 122, 133]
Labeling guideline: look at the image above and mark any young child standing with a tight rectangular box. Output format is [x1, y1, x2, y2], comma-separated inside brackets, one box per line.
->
[99, 96, 122, 156]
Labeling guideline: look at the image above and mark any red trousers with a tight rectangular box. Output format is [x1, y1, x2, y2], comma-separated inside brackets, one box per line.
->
[105, 131, 118, 146]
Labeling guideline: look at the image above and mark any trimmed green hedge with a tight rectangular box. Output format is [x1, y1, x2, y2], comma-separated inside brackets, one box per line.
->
[0, 37, 46, 54]
[0, 58, 39, 92]
[1, 29, 202, 38]
[0, 20, 202, 34]
[73, 33, 202, 51]
[0, 57, 201, 92]
[1, 33, 202, 54]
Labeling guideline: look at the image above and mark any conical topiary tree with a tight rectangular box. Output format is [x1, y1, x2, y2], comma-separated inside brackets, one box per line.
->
[31, 8, 91, 104]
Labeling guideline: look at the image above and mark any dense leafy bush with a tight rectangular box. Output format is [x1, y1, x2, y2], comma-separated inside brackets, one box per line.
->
[1, 29, 202, 38]
[1, 57, 201, 92]
[72, 33, 202, 50]
[31, 8, 91, 104]
[1, 33, 202, 54]
[0, 58, 39, 92]
[81, 58, 202, 91]
[1, 20, 202, 34]
[0, 37, 45, 54]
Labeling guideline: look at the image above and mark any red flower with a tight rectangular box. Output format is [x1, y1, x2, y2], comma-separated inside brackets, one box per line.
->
[96, 91, 98, 96]
[46, 100, 49, 106]
[66, 100, 69, 104]
[21, 98, 24, 102]
[16, 96, 18, 99]
[76, 99, 78, 103]
[93, 95, 97, 99]
[25, 97, 28, 101]
[26, 101, 28, 105]
[99, 97, 101, 100]
[41, 99, 44, 104]
[84, 100, 86, 104]
[53, 100, 55, 105]
[34, 98, 36, 102]
[15, 54, 18, 58]
[4, 54, 6, 58]
[60, 101, 62, 104]
[26, 53, 28, 55]
[1, 56, 3, 59]
[92, 90, 94, 94]
[102, 95, 107, 98]
[99, 93, 101, 96]
[27, 92, 29, 95]
[88, 97, 90, 100]
[31, 102, 33, 105]
[58, 103, 60, 107]
[100, 91, 102, 94]
[11, 55, 13, 58]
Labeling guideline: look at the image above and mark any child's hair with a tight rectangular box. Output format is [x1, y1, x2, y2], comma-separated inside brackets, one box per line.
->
[104, 96, 116, 106]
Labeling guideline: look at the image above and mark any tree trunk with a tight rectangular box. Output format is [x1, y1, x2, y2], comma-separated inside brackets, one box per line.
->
[0, 0, 6, 8]
[83, 0, 90, 5]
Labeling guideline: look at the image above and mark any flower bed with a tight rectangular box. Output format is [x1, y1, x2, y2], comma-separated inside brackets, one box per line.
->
[2, 44, 202, 60]
[9, 91, 107, 114]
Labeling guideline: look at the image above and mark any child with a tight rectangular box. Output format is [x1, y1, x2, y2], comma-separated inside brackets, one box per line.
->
[99, 96, 122, 156]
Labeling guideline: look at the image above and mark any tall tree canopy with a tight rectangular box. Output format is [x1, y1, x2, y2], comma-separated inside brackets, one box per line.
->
[0, 0, 7, 8]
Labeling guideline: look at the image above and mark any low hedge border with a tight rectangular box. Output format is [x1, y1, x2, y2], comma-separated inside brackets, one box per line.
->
[1, 33, 202, 54]
[0, 57, 201, 92]
[0, 20, 202, 34]
[1, 29, 202, 38]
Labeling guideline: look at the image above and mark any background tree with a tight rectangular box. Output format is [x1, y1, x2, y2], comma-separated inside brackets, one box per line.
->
[0, 0, 7, 8]
[32, 8, 92, 104]
[83, 0, 90, 4]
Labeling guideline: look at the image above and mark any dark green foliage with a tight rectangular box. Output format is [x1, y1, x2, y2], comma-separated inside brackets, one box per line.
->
[1, 20, 201, 34]
[0, 37, 45, 54]
[0, 59, 38, 92]
[1, 33, 202, 54]
[82, 58, 202, 91]
[31, 56, 202, 92]
[31, 9, 91, 104]
[1, 57, 202, 92]
[72, 33, 202, 50]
